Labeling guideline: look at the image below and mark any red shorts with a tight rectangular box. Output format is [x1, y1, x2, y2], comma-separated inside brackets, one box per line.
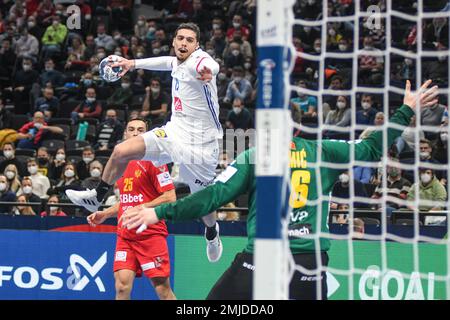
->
[113, 235, 171, 279]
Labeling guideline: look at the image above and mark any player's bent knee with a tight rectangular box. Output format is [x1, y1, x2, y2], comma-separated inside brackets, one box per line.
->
[152, 277, 174, 300]
[115, 280, 132, 298]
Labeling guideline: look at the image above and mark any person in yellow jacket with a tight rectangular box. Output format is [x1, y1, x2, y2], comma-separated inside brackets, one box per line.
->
[41, 15, 67, 60]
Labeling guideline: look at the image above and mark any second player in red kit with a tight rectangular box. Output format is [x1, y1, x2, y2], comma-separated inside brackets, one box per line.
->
[87, 118, 177, 300]
[115, 160, 174, 277]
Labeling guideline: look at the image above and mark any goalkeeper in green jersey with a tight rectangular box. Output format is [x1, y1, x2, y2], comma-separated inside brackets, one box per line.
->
[120, 80, 438, 300]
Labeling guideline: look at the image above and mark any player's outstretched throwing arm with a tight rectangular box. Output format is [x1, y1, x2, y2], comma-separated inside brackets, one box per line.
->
[111, 56, 174, 77]
[120, 150, 254, 230]
[318, 80, 439, 165]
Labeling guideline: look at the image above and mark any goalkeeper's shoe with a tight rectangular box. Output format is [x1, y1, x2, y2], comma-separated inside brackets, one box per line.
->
[65, 189, 102, 213]
[206, 223, 223, 263]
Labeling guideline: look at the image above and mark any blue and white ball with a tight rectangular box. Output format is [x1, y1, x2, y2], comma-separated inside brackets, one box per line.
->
[99, 55, 123, 82]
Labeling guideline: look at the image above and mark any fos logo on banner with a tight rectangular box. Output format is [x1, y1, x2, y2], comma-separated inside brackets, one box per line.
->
[70, 252, 107, 292]
[0, 230, 167, 300]
[0, 253, 108, 292]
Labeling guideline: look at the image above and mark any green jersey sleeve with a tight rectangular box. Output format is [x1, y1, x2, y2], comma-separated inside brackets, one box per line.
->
[155, 149, 254, 222]
[321, 104, 414, 163]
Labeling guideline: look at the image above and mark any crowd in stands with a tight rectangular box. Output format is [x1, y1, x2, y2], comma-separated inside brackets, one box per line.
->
[0, 0, 256, 219]
[293, 0, 450, 225]
[0, 0, 448, 225]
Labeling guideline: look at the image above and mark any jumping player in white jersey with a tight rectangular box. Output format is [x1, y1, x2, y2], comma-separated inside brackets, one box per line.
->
[66, 23, 223, 262]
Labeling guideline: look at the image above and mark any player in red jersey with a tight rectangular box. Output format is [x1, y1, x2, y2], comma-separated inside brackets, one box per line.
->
[87, 118, 176, 300]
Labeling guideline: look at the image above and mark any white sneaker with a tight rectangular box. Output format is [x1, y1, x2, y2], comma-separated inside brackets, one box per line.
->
[65, 189, 101, 213]
[205, 223, 223, 263]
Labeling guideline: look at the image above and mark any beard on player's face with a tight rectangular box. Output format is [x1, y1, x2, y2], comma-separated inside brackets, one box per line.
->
[173, 41, 198, 62]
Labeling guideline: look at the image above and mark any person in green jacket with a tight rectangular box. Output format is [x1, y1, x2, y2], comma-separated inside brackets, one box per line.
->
[41, 15, 68, 60]
[407, 166, 447, 212]
[120, 80, 438, 300]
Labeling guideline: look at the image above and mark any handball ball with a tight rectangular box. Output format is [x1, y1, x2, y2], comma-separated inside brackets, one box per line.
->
[99, 55, 123, 82]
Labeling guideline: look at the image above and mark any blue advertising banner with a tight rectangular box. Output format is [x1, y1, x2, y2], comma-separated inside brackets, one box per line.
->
[0, 230, 174, 300]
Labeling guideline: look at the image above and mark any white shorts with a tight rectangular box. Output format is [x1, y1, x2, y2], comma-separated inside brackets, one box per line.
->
[141, 126, 219, 192]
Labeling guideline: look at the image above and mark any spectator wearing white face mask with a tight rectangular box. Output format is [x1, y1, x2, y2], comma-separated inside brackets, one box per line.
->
[224, 66, 253, 105]
[40, 194, 67, 217]
[0, 174, 16, 214]
[76, 146, 96, 180]
[95, 24, 115, 51]
[224, 41, 245, 69]
[402, 139, 444, 183]
[16, 176, 41, 213]
[407, 167, 447, 212]
[225, 98, 253, 130]
[112, 30, 129, 48]
[226, 14, 250, 42]
[216, 66, 230, 103]
[3, 164, 21, 193]
[356, 94, 378, 125]
[48, 163, 81, 201]
[71, 87, 103, 123]
[25, 158, 51, 199]
[4, 57, 39, 114]
[330, 171, 369, 210]
[82, 160, 104, 190]
[134, 15, 148, 40]
[48, 148, 66, 181]
[0, 142, 27, 177]
[324, 95, 351, 139]
[150, 39, 163, 57]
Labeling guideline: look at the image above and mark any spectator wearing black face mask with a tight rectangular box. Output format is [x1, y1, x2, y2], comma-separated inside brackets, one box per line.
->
[94, 109, 124, 151]
[36, 147, 52, 177]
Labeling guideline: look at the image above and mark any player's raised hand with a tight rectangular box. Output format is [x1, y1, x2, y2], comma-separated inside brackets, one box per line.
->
[197, 66, 213, 82]
[110, 56, 134, 77]
[119, 206, 160, 233]
[87, 211, 107, 227]
[403, 79, 439, 111]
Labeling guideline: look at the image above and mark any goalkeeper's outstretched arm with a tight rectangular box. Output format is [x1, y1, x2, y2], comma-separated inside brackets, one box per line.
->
[120, 150, 254, 231]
